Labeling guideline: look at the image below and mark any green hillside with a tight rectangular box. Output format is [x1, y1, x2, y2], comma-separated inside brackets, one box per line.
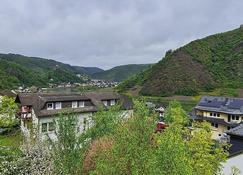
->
[72, 66, 104, 75]
[0, 54, 84, 90]
[92, 64, 152, 82]
[118, 26, 243, 96]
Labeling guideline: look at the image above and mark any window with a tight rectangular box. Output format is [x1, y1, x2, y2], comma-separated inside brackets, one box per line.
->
[48, 122, 55, 131]
[83, 118, 87, 131]
[42, 123, 47, 133]
[110, 99, 116, 106]
[232, 115, 235, 120]
[78, 101, 84, 108]
[236, 116, 239, 120]
[55, 102, 62, 109]
[211, 123, 218, 128]
[210, 113, 213, 116]
[213, 113, 216, 117]
[103, 100, 108, 106]
[217, 113, 220, 117]
[47, 103, 53, 110]
[72, 101, 78, 108]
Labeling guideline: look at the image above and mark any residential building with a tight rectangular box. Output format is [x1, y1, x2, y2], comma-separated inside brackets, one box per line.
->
[15, 92, 133, 139]
[191, 96, 243, 139]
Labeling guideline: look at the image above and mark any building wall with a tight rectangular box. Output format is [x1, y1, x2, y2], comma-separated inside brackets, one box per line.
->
[195, 109, 239, 139]
[38, 112, 93, 136]
[196, 110, 243, 123]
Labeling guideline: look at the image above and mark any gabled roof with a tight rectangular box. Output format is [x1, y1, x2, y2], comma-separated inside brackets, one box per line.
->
[195, 96, 243, 115]
[16, 92, 133, 117]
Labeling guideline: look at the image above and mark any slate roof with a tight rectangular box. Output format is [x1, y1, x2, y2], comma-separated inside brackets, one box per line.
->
[16, 92, 133, 117]
[227, 124, 243, 137]
[195, 96, 243, 115]
[0, 90, 16, 98]
[226, 124, 243, 156]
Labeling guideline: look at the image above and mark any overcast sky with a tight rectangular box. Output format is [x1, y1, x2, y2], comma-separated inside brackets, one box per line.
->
[0, 0, 243, 69]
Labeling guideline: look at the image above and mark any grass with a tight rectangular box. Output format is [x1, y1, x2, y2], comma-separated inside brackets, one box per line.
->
[0, 130, 23, 147]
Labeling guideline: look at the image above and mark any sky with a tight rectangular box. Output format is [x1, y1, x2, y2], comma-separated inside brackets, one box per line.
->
[0, 0, 243, 69]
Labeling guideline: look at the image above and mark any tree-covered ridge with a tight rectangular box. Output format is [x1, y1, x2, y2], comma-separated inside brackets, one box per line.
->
[119, 26, 243, 96]
[0, 54, 86, 89]
[92, 64, 152, 82]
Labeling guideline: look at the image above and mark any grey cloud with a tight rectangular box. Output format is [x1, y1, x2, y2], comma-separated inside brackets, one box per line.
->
[0, 0, 243, 69]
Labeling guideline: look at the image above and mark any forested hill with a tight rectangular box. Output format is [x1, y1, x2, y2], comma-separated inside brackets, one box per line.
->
[118, 26, 243, 96]
[0, 53, 100, 89]
[92, 64, 152, 82]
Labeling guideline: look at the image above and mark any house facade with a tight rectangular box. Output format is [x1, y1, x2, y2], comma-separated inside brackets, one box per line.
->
[191, 96, 243, 139]
[15, 92, 133, 139]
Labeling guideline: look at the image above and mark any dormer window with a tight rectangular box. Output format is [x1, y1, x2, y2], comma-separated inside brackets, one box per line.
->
[47, 103, 54, 110]
[111, 99, 116, 106]
[72, 101, 78, 108]
[55, 102, 62, 109]
[103, 100, 108, 106]
[78, 101, 84, 108]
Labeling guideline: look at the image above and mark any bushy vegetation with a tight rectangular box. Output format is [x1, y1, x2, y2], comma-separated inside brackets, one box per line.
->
[0, 96, 19, 131]
[119, 27, 243, 96]
[0, 101, 230, 174]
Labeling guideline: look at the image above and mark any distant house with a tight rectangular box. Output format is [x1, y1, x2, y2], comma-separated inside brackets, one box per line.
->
[15, 92, 133, 139]
[223, 124, 243, 174]
[191, 96, 243, 139]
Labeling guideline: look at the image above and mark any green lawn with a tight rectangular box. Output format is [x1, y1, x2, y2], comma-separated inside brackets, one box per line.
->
[0, 130, 23, 147]
[0, 130, 23, 161]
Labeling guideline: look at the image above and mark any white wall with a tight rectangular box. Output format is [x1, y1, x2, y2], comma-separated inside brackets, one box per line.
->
[222, 154, 243, 174]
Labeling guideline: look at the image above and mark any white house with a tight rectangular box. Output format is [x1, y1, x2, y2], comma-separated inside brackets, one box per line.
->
[15, 92, 133, 139]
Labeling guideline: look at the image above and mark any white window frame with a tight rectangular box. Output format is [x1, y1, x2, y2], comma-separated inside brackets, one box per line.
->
[55, 102, 62, 109]
[110, 99, 116, 106]
[78, 101, 85, 108]
[47, 103, 54, 110]
[72, 101, 78, 108]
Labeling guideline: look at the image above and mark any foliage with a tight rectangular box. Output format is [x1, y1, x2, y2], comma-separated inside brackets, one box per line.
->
[91, 100, 228, 175]
[0, 96, 19, 129]
[85, 105, 124, 140]
[0, 138, 53, 175]
[50, 114, 87, 175]
[119, 27, 243, 96]
[91, 100, 156, 175]
[164, 100, 189, 125]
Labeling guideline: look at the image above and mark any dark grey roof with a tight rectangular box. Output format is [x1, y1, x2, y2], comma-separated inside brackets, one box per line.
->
[190, 115, 239, 127]
[227, 124, 243, 137]
[0, 90, 16, 98]
[195, 96, 243, 115]
[16, 92, 133, 117]
[226, 125, 243, 156]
